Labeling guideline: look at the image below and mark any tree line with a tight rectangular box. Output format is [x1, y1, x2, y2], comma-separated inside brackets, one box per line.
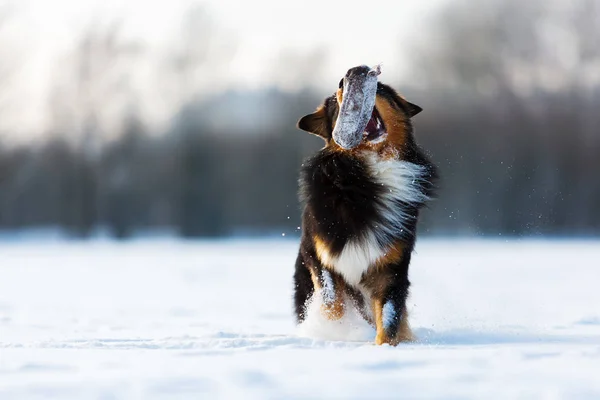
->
[0, 0, 598, 238]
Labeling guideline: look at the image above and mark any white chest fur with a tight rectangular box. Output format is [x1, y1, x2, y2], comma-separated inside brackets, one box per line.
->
[316, 231, 384, 286]
[315, 153, 429, 286]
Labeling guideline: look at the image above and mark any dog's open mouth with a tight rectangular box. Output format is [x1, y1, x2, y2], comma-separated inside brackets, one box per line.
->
[332, 64, 381, 149]
[363, 107, 386, 143]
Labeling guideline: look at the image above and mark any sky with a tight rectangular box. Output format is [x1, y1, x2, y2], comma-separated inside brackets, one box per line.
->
[0, 0, 446, 140]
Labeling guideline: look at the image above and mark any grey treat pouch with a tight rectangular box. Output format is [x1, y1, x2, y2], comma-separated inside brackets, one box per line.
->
[332, 64, 381, 149]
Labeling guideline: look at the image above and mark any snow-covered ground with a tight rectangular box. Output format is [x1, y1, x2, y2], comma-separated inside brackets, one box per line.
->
[1, 238, 599, 399]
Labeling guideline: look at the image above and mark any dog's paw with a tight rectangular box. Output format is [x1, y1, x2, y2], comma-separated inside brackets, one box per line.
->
[375, 332, 400, 346]
[375, 328, 414, 346]
[320, 301, 345, 320]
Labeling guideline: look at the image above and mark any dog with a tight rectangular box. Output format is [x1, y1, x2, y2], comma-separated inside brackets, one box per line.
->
[293, 65, 438, 345]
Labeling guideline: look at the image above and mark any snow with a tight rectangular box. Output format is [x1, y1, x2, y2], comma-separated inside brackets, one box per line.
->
[1, 238, 600, 399]
[320, 269, 335, 305]
[382, 300, 397, 331]
[297, 286, 374, 343]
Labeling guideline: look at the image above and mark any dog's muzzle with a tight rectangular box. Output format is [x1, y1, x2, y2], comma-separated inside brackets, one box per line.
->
[332, 64, 381, 150]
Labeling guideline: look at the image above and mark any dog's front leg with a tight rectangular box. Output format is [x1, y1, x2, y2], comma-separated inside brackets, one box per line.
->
[365, 265, 414, 345]
[363, 245, 415, 345]
[372, 290, 413, 345]
[310, 268, 345, 320]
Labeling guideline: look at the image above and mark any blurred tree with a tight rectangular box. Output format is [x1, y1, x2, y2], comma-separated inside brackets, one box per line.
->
[46, 20, 143, 237]
[1, 1, 598, 238]
[163, 5, 238, 237]
[404, 0, 600, 236]
[102, 113, 145, 239]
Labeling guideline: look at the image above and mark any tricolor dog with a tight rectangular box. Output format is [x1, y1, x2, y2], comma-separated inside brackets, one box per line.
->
[293, 65, 438, 345]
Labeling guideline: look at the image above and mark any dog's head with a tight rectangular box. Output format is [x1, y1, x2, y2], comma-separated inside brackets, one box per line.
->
[297, 65, 422, 156]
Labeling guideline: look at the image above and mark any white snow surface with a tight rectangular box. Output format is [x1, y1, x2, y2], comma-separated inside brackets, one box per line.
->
[1, 238, 600, 399]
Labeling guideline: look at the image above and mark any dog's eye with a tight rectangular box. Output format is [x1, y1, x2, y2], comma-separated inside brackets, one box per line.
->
[338, 78, 344, 89]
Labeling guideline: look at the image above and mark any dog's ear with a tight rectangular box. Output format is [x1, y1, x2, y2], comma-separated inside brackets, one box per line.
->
[385, 85, 422, 118]
[297, 106, 330, 140]
[405, 101, 423, 118]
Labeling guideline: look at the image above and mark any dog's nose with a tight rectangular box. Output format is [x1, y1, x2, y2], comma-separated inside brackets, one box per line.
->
[345, 65, 371, 79]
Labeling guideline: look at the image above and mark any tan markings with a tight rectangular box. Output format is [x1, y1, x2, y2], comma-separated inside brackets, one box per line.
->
[312, 235, 345, 320]
[309, 269, 321, 289]
[373, 300, 414, 346]
[308, 268, 346, 321]
[350, 95, 409, 157]
[373, 242, 405, 269]
[373, 298, 387, 345]
[321, 91, 346, 152]
[309, 269, 345, 320]
[321, 303, 344, 320]
[374, 96, 409, 156]
[325, 140, 349, 153]
[313, 235, 335, 268]
[320, 294, 345, 320]
[362, 242, 406, 300]
[323, 124, 348, 153]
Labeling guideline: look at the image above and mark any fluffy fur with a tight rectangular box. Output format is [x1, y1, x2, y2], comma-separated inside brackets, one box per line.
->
[293, 69, 438, 346]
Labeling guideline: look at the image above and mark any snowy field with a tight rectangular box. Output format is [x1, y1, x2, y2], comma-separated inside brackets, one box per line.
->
[1, 238, 599, 399]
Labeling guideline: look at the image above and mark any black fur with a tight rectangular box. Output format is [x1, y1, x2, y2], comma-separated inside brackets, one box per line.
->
[293, 81, 438, 332]
[300, 150, 385, 254]
[293, 252, 314, 322]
